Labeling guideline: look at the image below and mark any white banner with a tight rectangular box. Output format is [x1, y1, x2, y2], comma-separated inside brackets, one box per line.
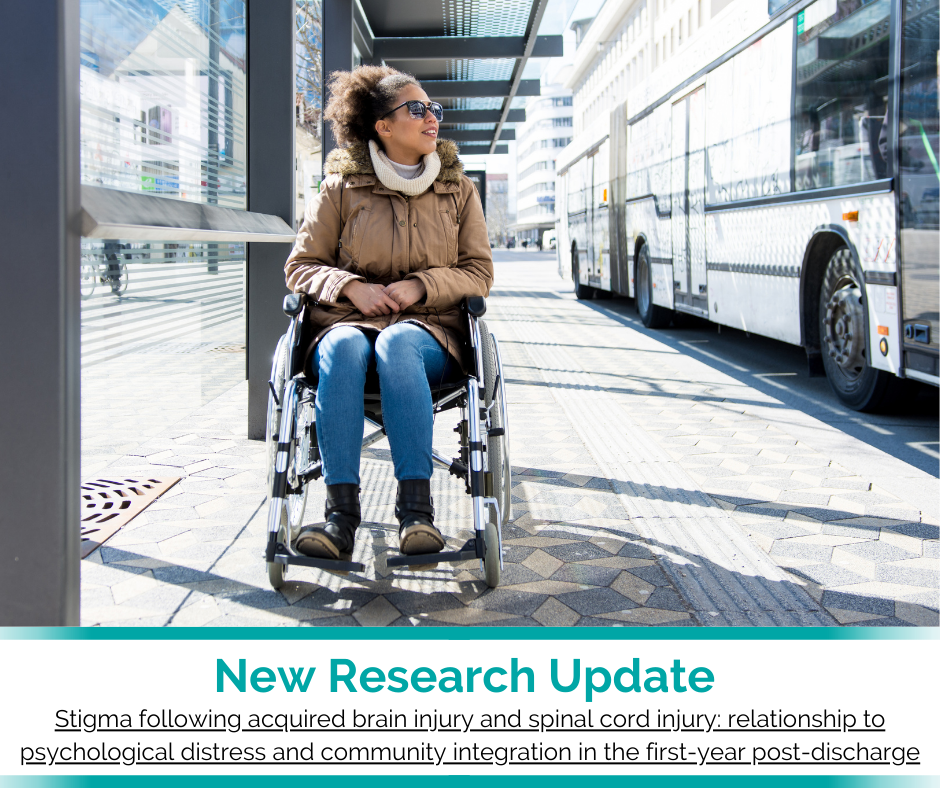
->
[2, 636, 937, 777]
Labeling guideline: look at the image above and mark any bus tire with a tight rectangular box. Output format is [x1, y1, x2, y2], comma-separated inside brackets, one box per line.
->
[636, 244, 671, 328]
[572, 246, 596, 300]
[819, 247, 891, 411]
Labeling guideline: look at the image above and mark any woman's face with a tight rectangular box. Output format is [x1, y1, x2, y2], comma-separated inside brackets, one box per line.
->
[374, 84, 439, 165]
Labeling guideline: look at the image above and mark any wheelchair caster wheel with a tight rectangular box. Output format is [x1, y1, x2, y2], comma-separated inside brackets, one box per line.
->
[268, 517, 289, 589]
[268, 558, 287, 589]
[483, 519, 501, 588]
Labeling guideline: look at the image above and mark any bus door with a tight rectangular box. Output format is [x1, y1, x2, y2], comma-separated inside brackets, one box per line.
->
[591, 141, 611, 288]
[672, 87, 707, 312]
[586, 151, 598, 281]
[688, 88, 707, 305]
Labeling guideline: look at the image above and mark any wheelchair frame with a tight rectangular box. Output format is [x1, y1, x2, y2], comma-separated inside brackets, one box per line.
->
[263, 293, 511, 588]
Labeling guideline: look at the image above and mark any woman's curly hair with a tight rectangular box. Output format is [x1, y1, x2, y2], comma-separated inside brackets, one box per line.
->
[324, 66, 421, 147]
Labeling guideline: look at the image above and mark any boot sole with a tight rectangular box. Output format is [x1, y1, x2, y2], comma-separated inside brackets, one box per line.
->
[399, 524, 446, 556]
[295, 531, 342, 560]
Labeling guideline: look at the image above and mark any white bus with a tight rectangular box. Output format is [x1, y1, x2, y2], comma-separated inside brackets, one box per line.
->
[557, 0, 938, 411]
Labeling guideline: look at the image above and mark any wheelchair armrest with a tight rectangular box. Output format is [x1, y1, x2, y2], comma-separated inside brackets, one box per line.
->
[283, 293, 305, 316]
[463, 296, 486, 317]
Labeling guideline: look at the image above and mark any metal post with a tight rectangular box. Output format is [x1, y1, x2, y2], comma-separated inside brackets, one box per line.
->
[321, 0, 354, 160]
[208, 0, 220, 206]
[0, 0, 81, 625]
[208, 0, 221, 274]
[246, 0, 296, 439]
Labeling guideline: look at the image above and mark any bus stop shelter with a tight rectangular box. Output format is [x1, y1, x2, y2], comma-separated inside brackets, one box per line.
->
[0, 0, 560, 625]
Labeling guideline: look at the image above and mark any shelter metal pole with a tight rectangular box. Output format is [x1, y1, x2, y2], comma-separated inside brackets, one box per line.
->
[208, 0, 221, 274]
[321, 0, 354, 161]
[247, 0, 296, 440]
[0, 0, 81, 625]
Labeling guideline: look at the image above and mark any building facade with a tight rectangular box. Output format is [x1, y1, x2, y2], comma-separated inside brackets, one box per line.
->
[512, 82, 573, 246]
[567, 0, 721, 142]
[486, 173, 511, 246]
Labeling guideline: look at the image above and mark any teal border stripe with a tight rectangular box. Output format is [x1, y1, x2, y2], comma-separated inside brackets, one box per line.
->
[1, 627, 937, 640]
[2, 776, 938, 787]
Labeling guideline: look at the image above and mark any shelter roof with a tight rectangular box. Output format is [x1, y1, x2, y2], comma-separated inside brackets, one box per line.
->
[357, 0, 562, 155]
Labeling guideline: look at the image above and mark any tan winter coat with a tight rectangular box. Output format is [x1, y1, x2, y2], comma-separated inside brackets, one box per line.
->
[285, 138, 493, 369]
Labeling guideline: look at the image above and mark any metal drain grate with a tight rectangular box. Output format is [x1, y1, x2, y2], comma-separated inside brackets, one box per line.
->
[209, 343, 245, 353]
[80, 476, 180, 558]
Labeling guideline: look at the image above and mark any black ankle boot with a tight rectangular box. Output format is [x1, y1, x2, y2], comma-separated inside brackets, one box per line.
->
[296, 484, 360, 559]
[396, 479, 445, 555]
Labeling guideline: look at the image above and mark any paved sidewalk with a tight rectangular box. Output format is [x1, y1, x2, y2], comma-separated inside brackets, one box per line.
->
[80, 256, 938, 626]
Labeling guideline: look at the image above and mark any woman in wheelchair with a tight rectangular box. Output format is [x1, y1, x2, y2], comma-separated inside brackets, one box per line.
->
[283, 66, 494, 561]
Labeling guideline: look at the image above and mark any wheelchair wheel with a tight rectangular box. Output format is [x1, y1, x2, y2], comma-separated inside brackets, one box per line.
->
[492, 336, 512, 526]
[265, 381, 312, 590]
[266, 334, 289, 496]
[479, 320, 508, 588]
[286, 398, 312, 535]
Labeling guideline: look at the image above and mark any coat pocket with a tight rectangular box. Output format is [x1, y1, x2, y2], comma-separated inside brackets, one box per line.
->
[342, 206, 371, 263]
[438, 208, 458, 265]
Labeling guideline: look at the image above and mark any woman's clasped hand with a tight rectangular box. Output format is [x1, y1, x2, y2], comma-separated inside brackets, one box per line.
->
[342, 279, 428, 316]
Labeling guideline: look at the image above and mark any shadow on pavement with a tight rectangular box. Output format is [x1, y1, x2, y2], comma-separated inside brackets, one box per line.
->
[580, 295, 940, 477]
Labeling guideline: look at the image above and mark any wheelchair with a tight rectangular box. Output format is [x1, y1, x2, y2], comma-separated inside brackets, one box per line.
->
[263, 293, 512, 590]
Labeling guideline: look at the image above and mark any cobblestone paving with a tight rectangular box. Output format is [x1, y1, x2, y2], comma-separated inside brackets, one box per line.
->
[82, 320, 245, 480]
[79, 256, 938, 627]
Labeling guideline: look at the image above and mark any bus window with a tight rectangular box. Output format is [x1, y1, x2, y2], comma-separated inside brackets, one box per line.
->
[568, 156, 588, 214]
[898, 0, 939, 230]
[705, 22, 792, 204]
[898, 0, 939, 356]
[593, 142, 610, 207]
[794, 0, 891, 190]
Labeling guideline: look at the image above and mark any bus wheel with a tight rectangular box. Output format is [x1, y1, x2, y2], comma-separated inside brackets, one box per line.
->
[636, 245, 670, 328]
[819, 247, 890, 411]
[572, 248, 595, 300]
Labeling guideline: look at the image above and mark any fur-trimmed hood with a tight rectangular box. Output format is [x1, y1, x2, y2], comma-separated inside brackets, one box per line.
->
[324, 138, 464, 184]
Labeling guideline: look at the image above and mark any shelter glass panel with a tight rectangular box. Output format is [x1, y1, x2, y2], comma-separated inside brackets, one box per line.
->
[80, 0, 247, 208]
[78, 1, 249, 464]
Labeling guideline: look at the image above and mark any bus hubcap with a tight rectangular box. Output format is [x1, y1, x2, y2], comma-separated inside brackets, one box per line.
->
[824, 284, 865, 376]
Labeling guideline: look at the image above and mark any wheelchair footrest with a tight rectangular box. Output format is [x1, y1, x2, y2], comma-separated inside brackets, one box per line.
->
[385, 538, 481, 568]
[274, 553, 366, 572]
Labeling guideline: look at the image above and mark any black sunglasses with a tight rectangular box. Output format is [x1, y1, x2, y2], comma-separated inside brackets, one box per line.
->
[380, 100, 444, 122]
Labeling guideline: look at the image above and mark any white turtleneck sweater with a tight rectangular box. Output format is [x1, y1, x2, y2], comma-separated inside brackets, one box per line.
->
[368, 140, 441, 196]
[387, 159, 424, 180]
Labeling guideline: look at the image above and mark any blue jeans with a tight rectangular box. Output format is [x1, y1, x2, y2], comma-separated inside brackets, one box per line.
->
[314, 323, 456, 486]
